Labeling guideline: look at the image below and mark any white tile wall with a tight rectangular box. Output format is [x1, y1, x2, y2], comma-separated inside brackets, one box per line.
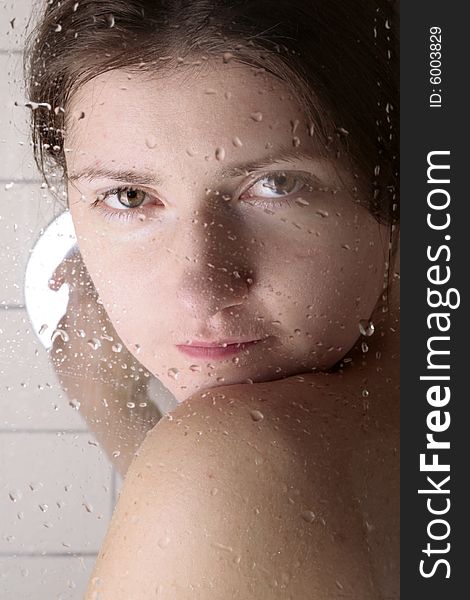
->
[0, 432, 113, 554]
[0, 3, 117, 597]
[0, 52, 39, 182]
[0, 309, 89, 430]
[0, 0, 34, 52]
[1, 183, 61, 305]
[0, 555, 97, 600]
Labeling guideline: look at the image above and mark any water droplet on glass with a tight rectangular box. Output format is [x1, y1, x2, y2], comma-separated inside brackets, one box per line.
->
[167, 367, 180, 380]
[24, 100, 51, 111]
[361, 341, 369, 353]
[189, 364, 202, 373]
[232, 136, 243, 147]
[87, 338, 101, 350]
[223, 51, 234, 63]
[9, 490, 22, 502]
[250, 409, 264, 422]
[39, 504, 48, 513]
[295, 197, 310, 207]
[365, 520, 375, 532]
[362, 389, 370, 398]
[336, 580, 344, 590]
[212, 541, 233, 552]
[316, 209, 329, 218]
[145, 135, 157, 149]
[51, 328, 69, 343]
[301, 510, 316, 523]
[250, 111, 263, 122]
[38, 323, 48, 335]
[69, 398, 81, 410]
[29, 481, 43, 492]
[210, 487, 219, 496]
[158, 536, 171, 549]
[54, 24, 62, 32]
[358, 320, 375, 336]
[112, 450, 121, 458]
[112, 343, 122, 353]
[106, 13, 115, 27]
[215, 147, 225, 161]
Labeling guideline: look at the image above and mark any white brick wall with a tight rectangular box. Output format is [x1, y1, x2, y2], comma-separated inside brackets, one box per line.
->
[0, 2, 120, 597]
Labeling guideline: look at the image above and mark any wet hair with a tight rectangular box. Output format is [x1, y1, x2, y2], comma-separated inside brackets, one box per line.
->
[24, 0, 399, 235]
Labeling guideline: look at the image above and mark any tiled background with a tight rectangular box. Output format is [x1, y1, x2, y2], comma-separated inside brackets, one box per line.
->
[0, 2, 117, 597]
[0, 2, 172, 598]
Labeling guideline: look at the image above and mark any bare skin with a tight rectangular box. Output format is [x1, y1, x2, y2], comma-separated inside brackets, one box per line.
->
[49, 249, 161, 477]
[65, 65, 390, 404]
[84, 274, 399, 599]
[52, 59, 400, 597]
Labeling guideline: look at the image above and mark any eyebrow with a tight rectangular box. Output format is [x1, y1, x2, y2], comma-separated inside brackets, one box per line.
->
[68, 145, 319, 185]
[68, 167, 161, 185]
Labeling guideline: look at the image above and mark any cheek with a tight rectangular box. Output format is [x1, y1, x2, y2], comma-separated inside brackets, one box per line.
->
[69, 220, 144, 326]
[261, 220, 386, 326]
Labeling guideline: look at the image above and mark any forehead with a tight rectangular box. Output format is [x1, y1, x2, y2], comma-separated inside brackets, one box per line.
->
[64, 62, 315, 174]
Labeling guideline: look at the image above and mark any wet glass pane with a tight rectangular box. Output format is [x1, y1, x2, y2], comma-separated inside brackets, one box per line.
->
[1, 1, 399, 597]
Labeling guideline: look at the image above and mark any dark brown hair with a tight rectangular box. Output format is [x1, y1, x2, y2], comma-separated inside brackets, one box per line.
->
[24, 0, 399, 230]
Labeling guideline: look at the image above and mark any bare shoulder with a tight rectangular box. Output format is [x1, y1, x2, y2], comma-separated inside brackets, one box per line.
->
[85, 374, 397, 599]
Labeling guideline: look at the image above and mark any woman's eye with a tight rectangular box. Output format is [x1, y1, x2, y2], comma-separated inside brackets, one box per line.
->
[241, 172, 306, 200]
[89, 186, 162, 222]
[96, 187, 152, 210]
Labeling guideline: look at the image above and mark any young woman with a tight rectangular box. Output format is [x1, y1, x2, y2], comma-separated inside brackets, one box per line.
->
[24, 0, 399, 597]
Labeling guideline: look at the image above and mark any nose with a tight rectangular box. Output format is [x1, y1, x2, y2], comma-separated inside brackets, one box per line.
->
[174, 203, 255, 320]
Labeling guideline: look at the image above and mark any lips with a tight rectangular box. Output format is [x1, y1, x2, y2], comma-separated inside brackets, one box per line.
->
[176, 339, 262, 359]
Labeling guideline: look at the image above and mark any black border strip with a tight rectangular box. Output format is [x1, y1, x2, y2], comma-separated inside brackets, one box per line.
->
[401, 2, 468, 596]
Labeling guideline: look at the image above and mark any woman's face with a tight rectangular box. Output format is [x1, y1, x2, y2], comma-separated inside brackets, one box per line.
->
[65, 61, 389, 402]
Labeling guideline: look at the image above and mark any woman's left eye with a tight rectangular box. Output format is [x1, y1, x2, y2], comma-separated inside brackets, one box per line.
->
[240, 171, 307, 201]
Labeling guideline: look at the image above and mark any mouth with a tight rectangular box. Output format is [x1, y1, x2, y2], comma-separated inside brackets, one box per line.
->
[175, 338, 264, 359]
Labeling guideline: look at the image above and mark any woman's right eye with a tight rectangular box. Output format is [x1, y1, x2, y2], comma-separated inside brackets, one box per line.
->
[117, 187, 147, 208]
[89, 186, 165, 222]
[98, 186, 155, 209]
